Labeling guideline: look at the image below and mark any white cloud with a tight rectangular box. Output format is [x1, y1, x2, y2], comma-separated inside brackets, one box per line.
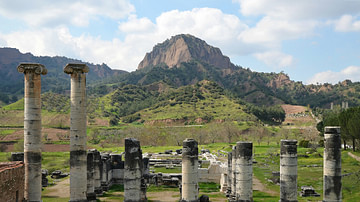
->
[307, 66, 360, 84]
[0, 0, 135, 27]
[331, 15, 360, 32]
[0, 7, 303, 71]
[255, 51, 294, 68]
[234, 0, 360, 20]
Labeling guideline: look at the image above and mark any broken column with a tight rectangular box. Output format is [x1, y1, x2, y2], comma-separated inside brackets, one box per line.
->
[226, 151, 232, 195]
[181, 138, 199, 202]
[235, 141, 253, 201]
[87, 150, 96, 201]
[280, 140, 298, 202]
[18, 63, 47, 202]
[101, 153, 111, 191]
[64, 63, 89, 202]
[124, 138, 147, 202]
[323, 126, 342, 202]
[92, 149, 102, 195]
[230, 146, 236, 200]
[110, 153, 124, 184]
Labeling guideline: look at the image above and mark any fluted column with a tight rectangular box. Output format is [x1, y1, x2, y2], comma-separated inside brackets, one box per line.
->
[18, 63, 47, 202]
[323, 126, 342, 202]
[64, 63, 89, 202]
[181, 138, 199, 202]
[280, 140, 298, 202]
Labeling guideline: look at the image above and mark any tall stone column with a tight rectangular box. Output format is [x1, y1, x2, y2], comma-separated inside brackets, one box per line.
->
[18, 63, 47, 202]
[323, 127, 342, 202]
[124, 138, 147, 202]
[280, 140, 298, 202]
[181, 138, 198, 202]
[235, 141, 253, 201]
[64, 63, 89, 202]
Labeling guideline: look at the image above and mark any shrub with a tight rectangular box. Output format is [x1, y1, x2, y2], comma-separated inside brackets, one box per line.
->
[299, 140, 310, 148]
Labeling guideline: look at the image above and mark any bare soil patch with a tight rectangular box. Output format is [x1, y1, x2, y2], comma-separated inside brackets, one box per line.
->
[348, 152, 360, 162]
[43, 177, 70, 198]
[281, 104, 307, 114]
[253, 176, 277, 196]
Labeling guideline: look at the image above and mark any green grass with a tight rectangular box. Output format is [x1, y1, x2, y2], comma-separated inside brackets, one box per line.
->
[42, 152, 70, 173]
[154, 166, 182, 173]
[147, 185, 179, 192]
[0, 129, 16, 137]
[2, 98, 24, 110]
[42, 197, 69, 202]
[140, 94, 255, 122]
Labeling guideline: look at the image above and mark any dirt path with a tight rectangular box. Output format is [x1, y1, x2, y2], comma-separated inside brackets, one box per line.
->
[147, 191, 179, 201]
[43, 177, 70, 198]
[348, 152, 360, 162]
[253, 176, 277, 196]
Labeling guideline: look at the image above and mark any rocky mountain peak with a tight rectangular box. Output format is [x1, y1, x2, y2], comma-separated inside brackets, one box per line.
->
[137, 34, 232, 70]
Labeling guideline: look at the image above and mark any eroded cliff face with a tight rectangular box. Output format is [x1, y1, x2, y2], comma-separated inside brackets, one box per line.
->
[137, 34, 232, 70]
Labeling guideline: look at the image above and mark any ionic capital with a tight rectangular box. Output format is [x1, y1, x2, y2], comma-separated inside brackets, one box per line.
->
[64, 63, 89, 74]
[17, 63, 47, 75]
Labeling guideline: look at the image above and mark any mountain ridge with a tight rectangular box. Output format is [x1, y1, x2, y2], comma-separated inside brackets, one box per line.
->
[137, 34, 233, 70]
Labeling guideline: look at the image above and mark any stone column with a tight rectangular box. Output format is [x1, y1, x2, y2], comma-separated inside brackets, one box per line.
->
[181, 138, 198, 202]
[231, 146, 236, 200]
[323, 126, 342, 202]
[87, 150, 96, 201]
[110, 153, 123, 184]
[18, 63, 47, 202]
[227, 151, 232, 195]
[235, 141, 253, 201]
[92, 150, 102, 195]
[124, 138, 146, 202]
[280, 140, 298, 202]
[64, 63, 89, 202]
[101, 153, 110, 191]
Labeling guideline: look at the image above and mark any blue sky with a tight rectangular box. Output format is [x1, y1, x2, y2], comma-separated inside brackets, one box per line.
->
[0, 0, 359, 84]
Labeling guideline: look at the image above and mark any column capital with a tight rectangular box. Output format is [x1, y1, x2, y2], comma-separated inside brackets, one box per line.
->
[64, 63, 89, 74]
[17, 63, 47, 75]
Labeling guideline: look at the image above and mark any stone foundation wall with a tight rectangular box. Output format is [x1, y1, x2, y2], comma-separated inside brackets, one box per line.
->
[0, 162, 25, 202]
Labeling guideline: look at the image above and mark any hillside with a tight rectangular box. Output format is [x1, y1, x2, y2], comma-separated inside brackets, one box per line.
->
[0, 47, 127, 104]
[106, 34, 360, 108]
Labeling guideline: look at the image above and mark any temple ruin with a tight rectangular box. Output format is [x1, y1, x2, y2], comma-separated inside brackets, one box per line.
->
[0, 62, 346, 201]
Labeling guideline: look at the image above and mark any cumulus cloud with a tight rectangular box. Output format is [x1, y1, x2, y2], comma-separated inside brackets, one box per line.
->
[331, 15, 360, 32]
[234, 0, 360, 20]
[0, 0, 135, 27]
[255, 51, 294, 68]
[307, 66, 360, 84]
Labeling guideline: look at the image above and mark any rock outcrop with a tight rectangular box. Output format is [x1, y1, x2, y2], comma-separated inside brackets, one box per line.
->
[137, 34, 232, 70]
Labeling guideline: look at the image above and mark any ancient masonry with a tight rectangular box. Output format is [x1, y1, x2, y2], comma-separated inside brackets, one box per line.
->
[280, 140, 298, 202]
[17, 63, 47, 202]
[124, 138, 147, 202]
[181, 138, 199, 202]
[230, 146, 236, 200]
[64, 63, 89, 202]
[323, 126, 342, 202]
[226, 151, 232, 196]
[235, 141, 253, 201]
[0, 162, 24, 202]
[87, 150, 96, 201]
